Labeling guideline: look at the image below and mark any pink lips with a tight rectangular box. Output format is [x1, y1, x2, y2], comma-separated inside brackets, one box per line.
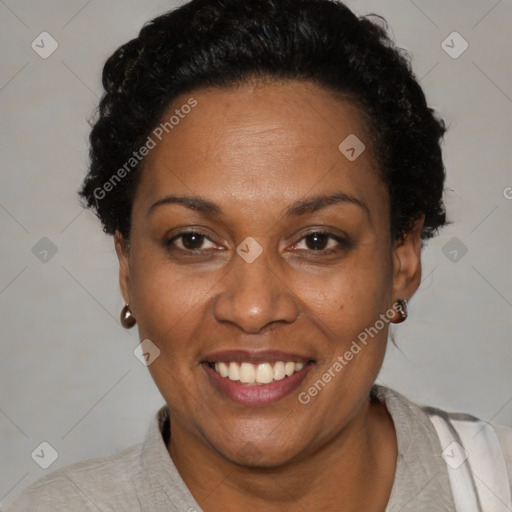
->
[202, 350, 314, 406]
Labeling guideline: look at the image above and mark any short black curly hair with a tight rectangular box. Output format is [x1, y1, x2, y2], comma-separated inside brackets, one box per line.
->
[79, 0, 447, 242]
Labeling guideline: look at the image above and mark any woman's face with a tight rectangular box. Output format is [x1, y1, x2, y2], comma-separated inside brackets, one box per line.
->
[116, 80, 422, 466]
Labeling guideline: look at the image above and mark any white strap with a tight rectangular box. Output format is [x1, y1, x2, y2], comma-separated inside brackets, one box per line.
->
[428, 413, 512, 512]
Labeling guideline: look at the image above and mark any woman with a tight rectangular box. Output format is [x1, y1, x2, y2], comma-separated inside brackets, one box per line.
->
[4, 0, 511, 510]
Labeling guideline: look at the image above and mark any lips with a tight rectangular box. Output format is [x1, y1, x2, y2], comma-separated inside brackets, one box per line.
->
[202, 350, 314, 405]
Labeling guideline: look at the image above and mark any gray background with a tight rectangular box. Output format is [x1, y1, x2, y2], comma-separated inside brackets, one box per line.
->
[0, 0, 511, 503]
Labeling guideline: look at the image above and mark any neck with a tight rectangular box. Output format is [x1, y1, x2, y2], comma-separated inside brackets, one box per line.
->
[168, 397, 397, 512]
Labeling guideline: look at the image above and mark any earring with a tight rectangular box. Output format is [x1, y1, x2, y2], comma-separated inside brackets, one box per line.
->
[120, 304, 136, 329]
[391, 299, 408, 324]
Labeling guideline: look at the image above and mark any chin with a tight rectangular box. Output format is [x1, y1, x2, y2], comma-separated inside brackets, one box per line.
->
[208, 428, 308, 469]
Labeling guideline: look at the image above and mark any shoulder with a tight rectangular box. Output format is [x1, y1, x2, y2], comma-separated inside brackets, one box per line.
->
[374, 385, 512, 510]
[378, 384, 512, 461]
[1, 443, 142, 512]
[374, 384, 512, 449]
[493, 422, 512, 503]
[486, 422, 512, 474]
[494, 421, 512, 452]
[421, 401, 512, 465]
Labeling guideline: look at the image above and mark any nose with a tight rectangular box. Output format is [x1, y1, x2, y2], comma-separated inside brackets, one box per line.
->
[212, 250, 300, 334]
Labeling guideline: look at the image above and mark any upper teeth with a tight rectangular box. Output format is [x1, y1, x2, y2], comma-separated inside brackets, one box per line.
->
[214, 361, 305, 385]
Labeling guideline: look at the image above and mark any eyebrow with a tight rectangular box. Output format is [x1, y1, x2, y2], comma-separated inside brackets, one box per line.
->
[284, 192, 370, 219]
[147, 192, 370, 219]
[147, 195, 222, 217]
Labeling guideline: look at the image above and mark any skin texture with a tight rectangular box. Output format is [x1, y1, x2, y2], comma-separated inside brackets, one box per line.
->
[114, 79, 424, 511]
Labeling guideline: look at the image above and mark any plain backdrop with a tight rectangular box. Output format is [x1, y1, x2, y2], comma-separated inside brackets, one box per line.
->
[1, 0, 511, 503]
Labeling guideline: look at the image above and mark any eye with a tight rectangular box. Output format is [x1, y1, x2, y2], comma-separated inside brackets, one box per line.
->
[166, 231, 218, 251]
[291, 231, 350, 253]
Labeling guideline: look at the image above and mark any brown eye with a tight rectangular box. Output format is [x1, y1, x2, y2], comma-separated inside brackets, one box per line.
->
[291, 231, 351, 254]
[304, 232, 330, 250]
[181, 232, 206, 250]
[166, 231, 217, 252]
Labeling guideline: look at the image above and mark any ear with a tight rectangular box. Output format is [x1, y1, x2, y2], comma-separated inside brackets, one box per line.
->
[391, 215, 424, 301]
[114, 230, 132, 306]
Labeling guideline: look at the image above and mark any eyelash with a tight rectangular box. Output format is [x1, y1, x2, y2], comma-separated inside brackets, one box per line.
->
[165, 230, 217, 253]
[164, 230, 351, 256]
[290, 231, 352, 255]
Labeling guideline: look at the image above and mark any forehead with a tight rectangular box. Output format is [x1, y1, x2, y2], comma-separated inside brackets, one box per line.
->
[135, 80, 388, 223]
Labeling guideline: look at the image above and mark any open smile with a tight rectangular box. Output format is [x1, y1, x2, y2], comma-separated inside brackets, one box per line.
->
[202, 350, 315, 405]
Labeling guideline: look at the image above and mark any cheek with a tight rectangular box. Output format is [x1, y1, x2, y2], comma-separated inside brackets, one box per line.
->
[128, 249, 220, 353]
[293, 253, 392, 339]
[128, 256, 217, 411]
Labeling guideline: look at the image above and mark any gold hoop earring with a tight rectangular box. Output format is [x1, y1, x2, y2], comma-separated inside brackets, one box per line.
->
[391, 299, 408, 324]
[120, 304, 136, 329]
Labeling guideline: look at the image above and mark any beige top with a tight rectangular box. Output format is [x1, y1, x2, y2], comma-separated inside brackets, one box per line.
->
[3, 385, 512, 511]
